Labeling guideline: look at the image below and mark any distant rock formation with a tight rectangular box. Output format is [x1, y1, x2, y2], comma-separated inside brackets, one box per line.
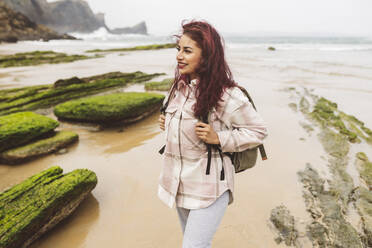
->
[0, 0, 148, 35]
[109, 21, 148, 35]
[0, 0, 107, 33]
[0, 2, 75, 43]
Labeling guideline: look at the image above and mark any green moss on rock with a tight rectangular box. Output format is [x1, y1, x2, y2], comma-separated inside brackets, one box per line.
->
[354, 187, 372, 247]
[86, 43, 176, 53]
[269, 205, 298, 246]
[0, 166, 97, 248]
[310, 97, 369, 143]
[0, 131, 78, 165]
[0, 50, 100, 68]
[355, 152, 372, 190]
[0, 71, 164, 116]
[54, 92, 165, 124]
[0, 111, 59, 153]
[145, 78, 173, 91]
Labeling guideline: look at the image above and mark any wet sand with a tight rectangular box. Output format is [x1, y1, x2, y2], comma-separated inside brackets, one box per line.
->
[0, 47, 371, 247]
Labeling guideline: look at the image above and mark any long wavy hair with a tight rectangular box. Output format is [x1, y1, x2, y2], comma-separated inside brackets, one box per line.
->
[172, 20, 236, 119]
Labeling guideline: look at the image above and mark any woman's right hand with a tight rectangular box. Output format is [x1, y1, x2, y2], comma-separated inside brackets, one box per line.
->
[159, 114, 165, 131]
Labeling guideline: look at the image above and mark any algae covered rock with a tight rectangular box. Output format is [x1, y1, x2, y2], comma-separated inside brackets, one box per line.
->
[355, 152, 372, 190]
[270, 205, 299, 246]
[54, 92, 165, 125]
[0, 131, 78, 165]
[145, 78, 173, 91]
[54, 76, 84, 88]
[0, 112, 59, 153]
[86, 43, 176, 53]
[0, 71, 164, 117]
[0, 166, 97, 248]
[0, 51, 95, 68]
[354, 187, 372, 247]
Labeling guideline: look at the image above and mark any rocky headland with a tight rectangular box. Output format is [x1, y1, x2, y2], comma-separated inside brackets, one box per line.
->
[0, 0, 148, 35]
[0, 2, 75, 43]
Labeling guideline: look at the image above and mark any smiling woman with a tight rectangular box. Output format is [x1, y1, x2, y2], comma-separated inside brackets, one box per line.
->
[157, 20, 268, 248]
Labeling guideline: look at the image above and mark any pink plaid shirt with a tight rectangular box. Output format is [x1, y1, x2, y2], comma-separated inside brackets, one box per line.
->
[158, 78, 268, 209]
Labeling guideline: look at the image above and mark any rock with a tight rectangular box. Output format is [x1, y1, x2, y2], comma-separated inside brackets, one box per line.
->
[270, 205, 299, 246]
[353, 187, 372, 247]
[145, 78, 174, 91]
[54, 76, 84, 88]
[298, 164, 363, 247]
[0, 71, 164, 116]
[0, 51, 93, 68]
[0, 0, 106, 34]
[85, 43, 177, 53]
[109, 21, 148, 35]
[288, 87, 372, 247]
[0, 111, 59, 153]
[268, 46, 276, 51]
[0, 2, 75, 42]
[288, 102, 297, 112]
[355, 152, 372, 190]
[53, 92, 165, 126]
[0, 35, 18, 43]
[0, 130, 78, 164]
[56, 148, 68, 154]
[0, 166, 97, 248]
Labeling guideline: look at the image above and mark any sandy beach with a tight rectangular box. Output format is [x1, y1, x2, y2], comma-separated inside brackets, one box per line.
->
[0, 41, 371, 247]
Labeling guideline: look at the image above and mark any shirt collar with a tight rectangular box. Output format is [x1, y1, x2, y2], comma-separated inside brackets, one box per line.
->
[176, 78, 199, 95]
[190, 78, 198, 86]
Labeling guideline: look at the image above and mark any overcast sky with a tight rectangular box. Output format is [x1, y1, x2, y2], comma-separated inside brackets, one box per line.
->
[50, 0, 372, 36]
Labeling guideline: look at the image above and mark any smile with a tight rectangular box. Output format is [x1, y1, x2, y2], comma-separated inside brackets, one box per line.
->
[178, 63, 187, 69]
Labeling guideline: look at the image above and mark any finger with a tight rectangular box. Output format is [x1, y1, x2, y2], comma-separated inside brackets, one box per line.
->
[196, 128, 207, 133]
[195, 122, 208, 127]
[195, 127, 207, 132]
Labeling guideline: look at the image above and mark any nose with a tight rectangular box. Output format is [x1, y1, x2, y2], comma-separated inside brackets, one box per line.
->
[176, 50, 183, 61]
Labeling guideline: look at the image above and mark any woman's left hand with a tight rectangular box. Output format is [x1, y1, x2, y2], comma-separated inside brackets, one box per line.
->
[195, 122, 220, 145]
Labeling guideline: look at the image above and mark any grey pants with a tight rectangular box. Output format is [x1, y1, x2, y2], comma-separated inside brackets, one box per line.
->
[176, 190, 229, 248]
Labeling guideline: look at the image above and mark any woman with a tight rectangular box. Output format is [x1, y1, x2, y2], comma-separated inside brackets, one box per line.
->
[158, 20, 268, 247]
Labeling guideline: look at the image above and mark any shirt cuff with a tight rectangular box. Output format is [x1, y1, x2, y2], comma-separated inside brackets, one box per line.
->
[216, 130, 232, 153]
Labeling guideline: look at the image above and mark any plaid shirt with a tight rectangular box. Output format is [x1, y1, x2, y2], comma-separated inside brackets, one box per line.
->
[158, 78, 268, 209]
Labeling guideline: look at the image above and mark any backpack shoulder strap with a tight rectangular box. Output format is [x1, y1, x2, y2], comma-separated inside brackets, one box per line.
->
[236, 85, 267, 161]
[160, 80, 177, 114]
[236, 85, 257, 111]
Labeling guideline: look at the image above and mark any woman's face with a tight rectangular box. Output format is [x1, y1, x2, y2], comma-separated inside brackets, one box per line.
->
[176, 34, 202, 80]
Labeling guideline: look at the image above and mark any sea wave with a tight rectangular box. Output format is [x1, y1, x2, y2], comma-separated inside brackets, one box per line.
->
[68, 27, 173, 44]
[226, 43, 372, 51]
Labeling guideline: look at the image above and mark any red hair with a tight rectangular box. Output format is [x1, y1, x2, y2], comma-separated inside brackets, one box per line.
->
[173, 19, 236, 119]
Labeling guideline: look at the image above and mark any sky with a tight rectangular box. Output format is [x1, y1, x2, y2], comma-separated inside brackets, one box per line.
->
[49, 0, 372, 37]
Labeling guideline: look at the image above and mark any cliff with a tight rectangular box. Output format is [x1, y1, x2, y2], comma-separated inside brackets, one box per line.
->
[0, 0, 106, 33]
[0, 0, 148, 35]
[109, 21, 148, 35]
[0, 2, 75, 43]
